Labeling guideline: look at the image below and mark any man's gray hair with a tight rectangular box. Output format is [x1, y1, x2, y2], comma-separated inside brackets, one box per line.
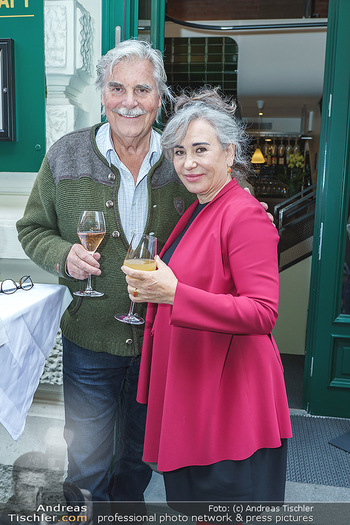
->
[96, 39, 172, 106]
[161, 88, 250, 174]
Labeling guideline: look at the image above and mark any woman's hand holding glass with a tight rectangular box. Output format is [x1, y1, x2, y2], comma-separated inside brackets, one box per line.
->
[115, 234, 158, 325]
[121, 255, 178, 306]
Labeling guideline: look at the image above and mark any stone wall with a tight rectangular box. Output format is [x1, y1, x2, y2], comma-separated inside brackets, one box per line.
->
[40, 332, 63, 386]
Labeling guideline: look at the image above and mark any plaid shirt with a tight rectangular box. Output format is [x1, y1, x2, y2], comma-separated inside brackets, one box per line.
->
[96, 123, 161, 244]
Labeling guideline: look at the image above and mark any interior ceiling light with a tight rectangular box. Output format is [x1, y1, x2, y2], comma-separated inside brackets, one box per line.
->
[251, 147, 266, 164]
[251, 100, 266, 164]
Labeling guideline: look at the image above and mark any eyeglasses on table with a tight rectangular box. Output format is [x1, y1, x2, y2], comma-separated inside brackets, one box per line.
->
[0, 276, 34, 295]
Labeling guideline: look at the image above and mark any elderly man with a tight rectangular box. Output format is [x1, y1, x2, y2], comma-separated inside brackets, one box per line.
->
[17, 39, 266, 504]
[17, 39, 195, 503]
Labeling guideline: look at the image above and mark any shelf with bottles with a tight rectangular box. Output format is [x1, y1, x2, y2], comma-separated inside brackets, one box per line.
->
[250, 136, 312, 198]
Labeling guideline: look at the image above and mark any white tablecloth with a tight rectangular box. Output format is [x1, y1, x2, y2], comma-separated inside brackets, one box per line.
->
[0, 283, 72, 440]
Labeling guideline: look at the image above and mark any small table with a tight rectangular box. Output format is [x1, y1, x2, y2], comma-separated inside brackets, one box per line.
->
[0, 283, 72, 440]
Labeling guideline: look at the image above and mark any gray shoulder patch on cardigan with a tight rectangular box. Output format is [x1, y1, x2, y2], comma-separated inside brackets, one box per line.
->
[47, 125, 113, 186]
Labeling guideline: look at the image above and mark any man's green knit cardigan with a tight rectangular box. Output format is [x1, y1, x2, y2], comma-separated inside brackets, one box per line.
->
[16, 124, 196, 356]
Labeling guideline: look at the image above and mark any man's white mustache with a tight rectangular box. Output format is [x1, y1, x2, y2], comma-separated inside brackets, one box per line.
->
[112, 108, 147, 117]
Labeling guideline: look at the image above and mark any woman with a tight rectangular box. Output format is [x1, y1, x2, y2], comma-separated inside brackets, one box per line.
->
[122, 89, 292, 505]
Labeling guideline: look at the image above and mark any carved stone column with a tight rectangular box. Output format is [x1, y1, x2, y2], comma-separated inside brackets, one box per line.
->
[44, 0, 95, 149]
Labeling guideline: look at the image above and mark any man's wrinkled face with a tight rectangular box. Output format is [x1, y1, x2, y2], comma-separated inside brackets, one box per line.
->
[101, 58, 162, 144]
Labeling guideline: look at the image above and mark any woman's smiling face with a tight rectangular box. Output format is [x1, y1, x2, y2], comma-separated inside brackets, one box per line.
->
[173, 119, 235, 204]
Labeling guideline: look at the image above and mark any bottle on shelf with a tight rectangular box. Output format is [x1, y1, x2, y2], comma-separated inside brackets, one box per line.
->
[263, 141, 269, 158]
[271, 138, 278, 165]
[266, 143, 272, 165]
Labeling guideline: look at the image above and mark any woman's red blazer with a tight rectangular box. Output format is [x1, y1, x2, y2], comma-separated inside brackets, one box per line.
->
[137, 178, 292, 472]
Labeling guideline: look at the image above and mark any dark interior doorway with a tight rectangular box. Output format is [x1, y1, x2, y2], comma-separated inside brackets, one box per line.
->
[281, 354, 305, 409]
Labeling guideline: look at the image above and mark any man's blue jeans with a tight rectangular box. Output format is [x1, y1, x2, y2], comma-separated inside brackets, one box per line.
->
[62, 336, 152, 502]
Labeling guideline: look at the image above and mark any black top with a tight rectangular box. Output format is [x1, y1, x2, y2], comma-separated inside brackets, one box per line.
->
[162, 202, 208, 265]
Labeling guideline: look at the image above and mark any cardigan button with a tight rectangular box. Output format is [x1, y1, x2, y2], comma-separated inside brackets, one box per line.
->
[112, 230, 120, 238]
[125, 339, 133, 345]
[108, 173, 116, 182]
[106, 200, 114, 208]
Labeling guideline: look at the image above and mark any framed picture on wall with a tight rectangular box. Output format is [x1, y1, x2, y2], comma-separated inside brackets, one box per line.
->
[0, 38, 16, 141]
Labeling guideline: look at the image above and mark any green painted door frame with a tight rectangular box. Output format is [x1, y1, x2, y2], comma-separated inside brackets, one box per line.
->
[102, 0, 139, 53]
[0, 1, 45, 172]
[150, 0, 165, 53]
[101, 0, 165, 54]
[304, 0, 350, 417]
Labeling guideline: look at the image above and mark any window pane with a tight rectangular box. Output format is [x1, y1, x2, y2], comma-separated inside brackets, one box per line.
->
[164, 36, 238, 101]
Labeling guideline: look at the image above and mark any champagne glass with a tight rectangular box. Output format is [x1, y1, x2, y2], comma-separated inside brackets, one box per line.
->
[286, 136, 292, 163]
[73, 211, 106, 297]
[278, 137, 286, 166]
[293, 136, 300, 154]
[115, 233, 157, 325]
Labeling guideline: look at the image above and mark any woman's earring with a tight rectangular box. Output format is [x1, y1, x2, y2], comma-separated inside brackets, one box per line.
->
[227, 166, 232, 175]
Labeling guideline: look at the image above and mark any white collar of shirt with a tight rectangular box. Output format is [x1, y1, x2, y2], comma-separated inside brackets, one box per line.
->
[96, 122, 162, 183]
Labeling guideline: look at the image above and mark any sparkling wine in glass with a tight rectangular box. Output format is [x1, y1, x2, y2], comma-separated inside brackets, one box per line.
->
[115, 233, 157, 325]
[73, 211, 106, 297]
